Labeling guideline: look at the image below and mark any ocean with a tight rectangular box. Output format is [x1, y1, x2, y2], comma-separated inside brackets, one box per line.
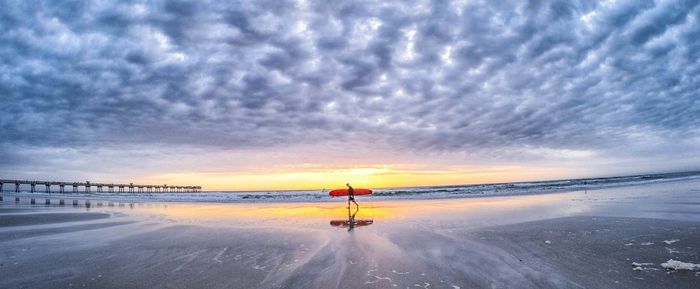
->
[6, 171, 700, 203]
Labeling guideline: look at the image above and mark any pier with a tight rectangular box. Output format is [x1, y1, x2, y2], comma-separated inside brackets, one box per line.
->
[0, 179, 202, 193]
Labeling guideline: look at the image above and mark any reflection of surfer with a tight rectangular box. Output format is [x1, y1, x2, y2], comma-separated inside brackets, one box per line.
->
[330, 205, 373, 231]
[347, 183, 359, 210]
[347, 205, 357, 232]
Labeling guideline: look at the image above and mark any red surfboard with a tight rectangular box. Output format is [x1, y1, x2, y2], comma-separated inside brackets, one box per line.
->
[328, 188, 373, 197]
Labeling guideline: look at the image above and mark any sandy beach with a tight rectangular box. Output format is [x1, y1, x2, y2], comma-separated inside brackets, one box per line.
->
[2, 178, 700, 289]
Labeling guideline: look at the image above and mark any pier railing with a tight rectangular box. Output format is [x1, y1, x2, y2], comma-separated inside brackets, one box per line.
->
[0, 179, 202, 193]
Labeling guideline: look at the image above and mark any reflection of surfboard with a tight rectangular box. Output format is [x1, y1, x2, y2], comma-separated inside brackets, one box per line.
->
[328, 188, 373, 197]
[330, 220, 374, 227]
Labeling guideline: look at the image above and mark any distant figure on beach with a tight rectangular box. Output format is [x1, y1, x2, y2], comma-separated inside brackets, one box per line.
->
[328, 184, 371, 209]
[347, 183, 359, 210]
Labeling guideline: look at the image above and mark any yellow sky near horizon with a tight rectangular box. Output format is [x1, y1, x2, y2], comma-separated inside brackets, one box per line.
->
[141, 165, 572, 191]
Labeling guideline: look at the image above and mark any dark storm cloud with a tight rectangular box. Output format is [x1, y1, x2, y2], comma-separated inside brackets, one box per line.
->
[1, 0, 699, 162]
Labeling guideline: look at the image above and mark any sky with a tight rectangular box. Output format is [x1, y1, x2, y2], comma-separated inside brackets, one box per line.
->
[1, 0, 699, 190]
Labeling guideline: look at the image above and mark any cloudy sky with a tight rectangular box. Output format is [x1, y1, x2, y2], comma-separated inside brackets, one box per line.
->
[1, 0, 699, 190]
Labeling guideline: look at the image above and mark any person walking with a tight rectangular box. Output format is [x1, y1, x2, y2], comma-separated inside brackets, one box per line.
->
[346, 183, 359, 210]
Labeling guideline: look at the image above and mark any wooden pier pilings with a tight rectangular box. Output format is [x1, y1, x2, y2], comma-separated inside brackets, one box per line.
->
[0, 179, 202, 193]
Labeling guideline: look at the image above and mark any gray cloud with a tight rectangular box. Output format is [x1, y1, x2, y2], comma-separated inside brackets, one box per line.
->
[1, 0, 699, 176]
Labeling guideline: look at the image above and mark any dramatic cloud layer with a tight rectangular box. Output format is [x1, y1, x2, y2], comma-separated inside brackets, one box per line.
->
[1, 0, 699, 184]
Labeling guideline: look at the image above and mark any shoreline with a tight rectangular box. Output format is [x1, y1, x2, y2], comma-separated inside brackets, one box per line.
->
[3, 173, 700, 205]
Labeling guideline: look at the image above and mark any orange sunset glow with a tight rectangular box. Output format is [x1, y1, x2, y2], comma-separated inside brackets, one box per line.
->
[142, 165, 573, 191]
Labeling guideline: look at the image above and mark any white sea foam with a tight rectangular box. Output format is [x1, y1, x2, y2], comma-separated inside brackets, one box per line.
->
[666, 247, 680, 254]
[661, 259, 700, 271]
[631, 262, 653, 266]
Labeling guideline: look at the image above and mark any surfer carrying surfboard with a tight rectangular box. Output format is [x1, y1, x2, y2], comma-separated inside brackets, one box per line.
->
[346, 183, 359, 210]
[328, 185, 371, 209]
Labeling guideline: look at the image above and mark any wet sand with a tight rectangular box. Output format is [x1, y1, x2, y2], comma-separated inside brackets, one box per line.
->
[1, 179, 700, 288]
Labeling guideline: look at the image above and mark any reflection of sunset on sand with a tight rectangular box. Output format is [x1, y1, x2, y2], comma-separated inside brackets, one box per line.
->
[130, 193, 570, 224]
[130, 202, 392, 222]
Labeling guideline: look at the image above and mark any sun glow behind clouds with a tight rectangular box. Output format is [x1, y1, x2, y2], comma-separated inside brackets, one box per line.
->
[144, 165, 568, 191]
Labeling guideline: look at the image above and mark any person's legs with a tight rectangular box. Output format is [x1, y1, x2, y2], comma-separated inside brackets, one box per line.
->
[351, 198, 359, 210]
